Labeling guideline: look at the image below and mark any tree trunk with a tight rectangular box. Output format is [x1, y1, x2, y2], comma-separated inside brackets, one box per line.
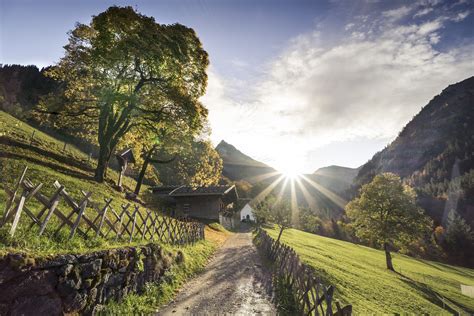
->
[276, 225, 285, 243]
[134, 149, 153, 195]
[94, 146, 111, 182]
[384, 242, 394, 271]
[135, 147, 176, 195]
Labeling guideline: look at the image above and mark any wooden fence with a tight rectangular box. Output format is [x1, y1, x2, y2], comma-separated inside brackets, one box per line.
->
[254, 228, 352, 316]
[1, 166, 205, 245]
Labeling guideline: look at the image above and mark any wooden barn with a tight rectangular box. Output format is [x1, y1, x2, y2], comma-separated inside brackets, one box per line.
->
[151, 185, 239, 221]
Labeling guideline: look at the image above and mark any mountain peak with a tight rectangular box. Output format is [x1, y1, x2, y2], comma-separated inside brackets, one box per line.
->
[216, 140, 275, 183]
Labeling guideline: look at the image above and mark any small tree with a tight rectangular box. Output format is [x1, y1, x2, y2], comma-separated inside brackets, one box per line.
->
[254, 196, 292, 242]
[346, 173, 432, 271]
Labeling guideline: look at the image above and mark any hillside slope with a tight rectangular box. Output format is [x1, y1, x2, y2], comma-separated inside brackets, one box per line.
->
[0, 111, 152, 254]
[216, 140, 276, 183]
[354, 76, 474, 225]
[312, 165, 360, 194]
[266, 226, 474, 314]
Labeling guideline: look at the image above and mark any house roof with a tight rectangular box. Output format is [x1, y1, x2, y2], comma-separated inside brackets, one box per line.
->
[116, 148, 136, 164]
[151, 185, 238, 199]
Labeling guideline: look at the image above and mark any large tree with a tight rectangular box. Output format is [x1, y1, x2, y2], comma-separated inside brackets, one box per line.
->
[42, 6, 209, 182]
[346, 173, 432, 271]
[154, 139, 222, 187]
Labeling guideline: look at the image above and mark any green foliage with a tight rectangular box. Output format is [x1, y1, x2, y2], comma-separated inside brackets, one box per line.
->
[154, 139, 222, 187]
[0, 65, 57, 118]
[443, 211, 474, 265]
[298, 207, 323, 234]
[39, 6, 210, 181]
[273, 276, 301, 315]
[346, 173, 432, 250]
[265, 226, 474, 314]
[253, 196, 291, 228]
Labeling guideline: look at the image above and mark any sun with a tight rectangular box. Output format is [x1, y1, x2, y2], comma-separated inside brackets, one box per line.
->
[274, 152, 305, 179]
[278, 166, 301, 179]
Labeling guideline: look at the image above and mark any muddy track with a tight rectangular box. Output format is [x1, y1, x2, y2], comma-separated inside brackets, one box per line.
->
[157, 229, 276, 315]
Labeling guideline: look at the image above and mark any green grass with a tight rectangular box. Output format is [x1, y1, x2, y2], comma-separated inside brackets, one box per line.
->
[104, 239, 217, 314]
[265, 226, 474, 314]
[0, 111, 156, 255]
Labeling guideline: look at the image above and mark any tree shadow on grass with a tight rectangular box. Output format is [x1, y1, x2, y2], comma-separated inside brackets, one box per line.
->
[0, 151, 94, 182]
[394, 270, 471, 315]
[411, 257, 474, 277]
[0, 136, 95, 173]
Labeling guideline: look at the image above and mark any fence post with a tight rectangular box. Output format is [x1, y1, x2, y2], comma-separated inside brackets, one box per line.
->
[69, 197, 89, 239]
[30, 130, 35, 146]
[9, 191, 27, 236]
[2, 166, 28, 226]
[96, 198, 112, 237]
[129, 206, 138, 243]
[38, 185, 64, 236]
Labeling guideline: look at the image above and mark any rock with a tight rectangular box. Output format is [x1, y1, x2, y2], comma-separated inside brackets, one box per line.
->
[0, 265, 24, 284]
[36, 254, 77, 269]
[78, 253, 97, 263]
[0, 270, 57, 302]
[57, 278, 81, 296]
[89, 287, 98, 303]
[11, 294, 62, 316]
[63, 291, 88, 313]
[81, 259, 102, 279]
[8, 253, 30, 271]
[104, 274, 123, 288]
[0, 242, 173, 314]
[57, 264, 74, 277]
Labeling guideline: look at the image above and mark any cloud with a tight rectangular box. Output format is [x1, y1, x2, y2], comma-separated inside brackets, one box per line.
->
[201, 4, 474, 172]
[452, 10, 471, 21]
[414, 7, 434, 17]
[382, 6, 413, 21]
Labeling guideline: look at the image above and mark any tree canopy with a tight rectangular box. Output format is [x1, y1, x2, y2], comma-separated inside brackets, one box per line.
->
[154, 139, 222, 187]
[39, 6, 209, 182]
[254, 196, 292, 242]
[346, 172, 432, 270]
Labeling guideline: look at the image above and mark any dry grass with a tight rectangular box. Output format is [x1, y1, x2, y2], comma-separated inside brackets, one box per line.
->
[204, 224, 232, 246]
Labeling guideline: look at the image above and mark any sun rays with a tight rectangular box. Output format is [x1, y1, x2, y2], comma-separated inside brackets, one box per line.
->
[248, 170, 348, 224]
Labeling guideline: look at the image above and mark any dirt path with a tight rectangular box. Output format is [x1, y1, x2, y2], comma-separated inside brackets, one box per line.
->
[157, 228, 276, 315]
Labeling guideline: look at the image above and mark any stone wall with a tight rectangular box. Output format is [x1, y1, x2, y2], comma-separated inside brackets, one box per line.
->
[0, 243, 177, 315]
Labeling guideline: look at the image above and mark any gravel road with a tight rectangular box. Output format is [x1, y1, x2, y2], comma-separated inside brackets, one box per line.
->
[157, 228, 276, 315]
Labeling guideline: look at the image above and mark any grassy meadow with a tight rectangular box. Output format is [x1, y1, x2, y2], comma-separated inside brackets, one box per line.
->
[0, 111, 163, 255]
[265, 226, 474, 314]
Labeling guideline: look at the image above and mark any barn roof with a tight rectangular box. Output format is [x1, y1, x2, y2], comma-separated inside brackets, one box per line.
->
[151, 185, 238, 200]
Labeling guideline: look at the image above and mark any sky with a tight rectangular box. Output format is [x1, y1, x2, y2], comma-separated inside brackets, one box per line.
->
[1, 0, 473, 174]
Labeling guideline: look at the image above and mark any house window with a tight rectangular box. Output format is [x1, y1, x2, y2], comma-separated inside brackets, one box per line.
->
[183, 203, 190, 214]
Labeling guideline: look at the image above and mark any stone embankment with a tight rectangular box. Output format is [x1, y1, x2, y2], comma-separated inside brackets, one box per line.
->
[0, 244, 178, 315]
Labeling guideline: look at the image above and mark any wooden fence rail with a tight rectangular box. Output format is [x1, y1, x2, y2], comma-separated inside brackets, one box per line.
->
[254, 228, 352, 316]
[1, 166, 205, 245]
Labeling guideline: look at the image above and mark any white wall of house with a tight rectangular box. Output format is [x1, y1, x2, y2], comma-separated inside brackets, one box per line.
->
[240, 203, 255, 221]
[219, 213, 239, 229]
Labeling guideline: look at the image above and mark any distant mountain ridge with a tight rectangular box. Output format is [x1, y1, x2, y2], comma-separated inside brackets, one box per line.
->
[354, 76, 474, 226]
[216, 140, 358, 216]
[216, 140, 276, 183]
[313, 165, 360, 193]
